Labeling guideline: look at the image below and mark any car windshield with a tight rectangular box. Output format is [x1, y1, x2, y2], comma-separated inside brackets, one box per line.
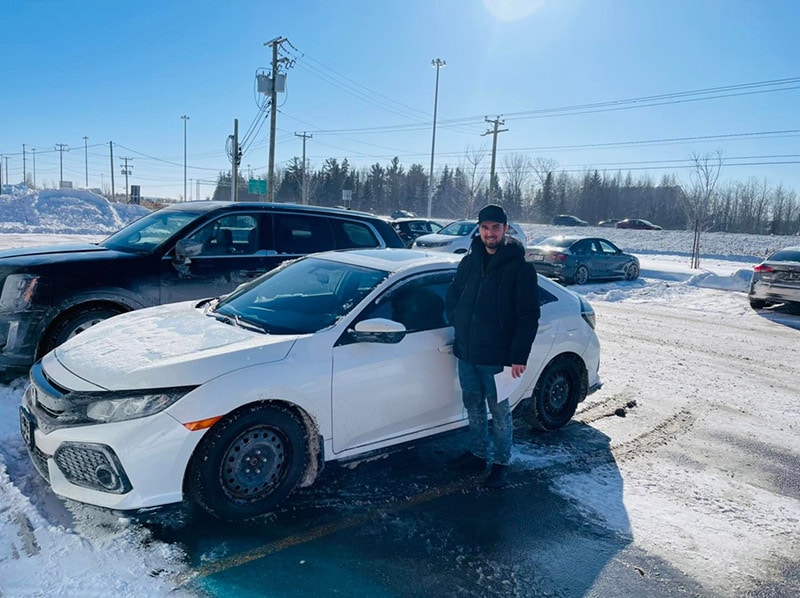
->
[211, 256, 390, 334]
[437, 221, 476, 236]
[101, 209, 204, 253]
[540, 236, 574, 248]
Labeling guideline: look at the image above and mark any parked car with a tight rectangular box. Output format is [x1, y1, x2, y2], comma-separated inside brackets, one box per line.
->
[551, 215, 589, 227]
[391, 217, 444, 248]
[412, 219, 527, 253]
[390, 209, 416, 219]
[0, 201, 404, 381]
[20, 249, 601, 520]
[526, 236, 640, 285]
[597, 219, 620, 228]
[748, 246, 800, 309]
[615, 218, 662, 230]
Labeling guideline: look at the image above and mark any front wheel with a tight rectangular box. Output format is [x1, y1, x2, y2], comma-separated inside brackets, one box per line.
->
[749, 298, 767, 309]
[520, 357, 586, 431]
[43, 306, 124, 353]
[624, 262, 640, 281]
[186, 403, 308, 521]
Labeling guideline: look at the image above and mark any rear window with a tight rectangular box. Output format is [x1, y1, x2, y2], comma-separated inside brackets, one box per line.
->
[769, 249, 800, 262]
[540, 236, 574, 248]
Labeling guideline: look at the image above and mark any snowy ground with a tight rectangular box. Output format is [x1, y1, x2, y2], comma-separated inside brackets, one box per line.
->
[0, 214, 798, 596]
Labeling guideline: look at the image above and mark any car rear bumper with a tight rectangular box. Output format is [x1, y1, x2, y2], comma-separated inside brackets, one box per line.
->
[749, 279, 800, 304]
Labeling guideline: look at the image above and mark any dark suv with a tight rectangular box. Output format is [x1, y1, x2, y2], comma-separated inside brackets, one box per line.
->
[0, 201, 403, 380]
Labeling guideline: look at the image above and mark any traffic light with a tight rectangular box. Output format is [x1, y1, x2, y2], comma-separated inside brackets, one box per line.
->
[236, 145, 242, 165]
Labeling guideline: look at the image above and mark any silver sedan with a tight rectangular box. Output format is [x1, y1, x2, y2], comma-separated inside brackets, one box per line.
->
[748, 246, 800, 309]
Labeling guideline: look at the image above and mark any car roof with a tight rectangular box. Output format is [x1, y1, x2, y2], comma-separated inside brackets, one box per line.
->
[162, 200, 389, 222]
[313, 248, 462, 273]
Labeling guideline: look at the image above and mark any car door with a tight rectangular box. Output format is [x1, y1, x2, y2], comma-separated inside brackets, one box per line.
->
[330, 272, 462, 454]
[161, 213, 269, 303]
[598, 239, 627, 277]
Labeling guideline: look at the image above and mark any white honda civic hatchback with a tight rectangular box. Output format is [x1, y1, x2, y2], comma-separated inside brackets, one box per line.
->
[20, 249, 601, 520]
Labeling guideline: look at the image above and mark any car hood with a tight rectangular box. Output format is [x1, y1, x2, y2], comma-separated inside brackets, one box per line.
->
[46, 301, 296, 391]
[0, 243, 105, 260]
[414, 232, 464, 244]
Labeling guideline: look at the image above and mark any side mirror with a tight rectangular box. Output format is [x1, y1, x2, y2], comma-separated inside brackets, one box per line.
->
[175, 238, 203, 262]
[348, 318, 406, 344]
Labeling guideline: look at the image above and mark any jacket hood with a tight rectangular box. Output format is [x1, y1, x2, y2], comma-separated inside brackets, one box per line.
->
[48, 301, 295, 390]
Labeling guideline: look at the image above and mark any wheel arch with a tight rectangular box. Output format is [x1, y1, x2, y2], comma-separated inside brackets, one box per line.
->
[37, 296, 140, 358]
[181, 398, 323, 499]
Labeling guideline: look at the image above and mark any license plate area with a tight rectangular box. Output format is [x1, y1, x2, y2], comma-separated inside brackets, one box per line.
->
[532, 254, 545, 261]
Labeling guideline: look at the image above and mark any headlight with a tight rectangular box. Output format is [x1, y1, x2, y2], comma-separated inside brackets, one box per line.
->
[0, 274, 40, 310]
[84, 390, 189, 423]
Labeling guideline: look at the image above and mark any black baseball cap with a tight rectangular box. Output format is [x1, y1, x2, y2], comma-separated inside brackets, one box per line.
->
[477, 204, 507, 225]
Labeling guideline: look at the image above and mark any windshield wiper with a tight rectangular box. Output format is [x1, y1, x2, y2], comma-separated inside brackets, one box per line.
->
[211, 311, 267, 334]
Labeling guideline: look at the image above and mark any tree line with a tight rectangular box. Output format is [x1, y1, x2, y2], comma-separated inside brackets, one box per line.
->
[210, 151, 800, 235]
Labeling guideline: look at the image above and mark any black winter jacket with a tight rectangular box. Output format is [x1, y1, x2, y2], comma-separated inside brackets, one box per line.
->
[445, 235, 540, 366]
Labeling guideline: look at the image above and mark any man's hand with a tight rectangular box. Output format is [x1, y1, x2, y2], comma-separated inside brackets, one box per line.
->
[511, 364, 526, 378]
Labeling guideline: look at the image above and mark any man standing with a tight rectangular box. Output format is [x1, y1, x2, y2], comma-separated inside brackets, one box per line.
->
[445, 204, 540, 488]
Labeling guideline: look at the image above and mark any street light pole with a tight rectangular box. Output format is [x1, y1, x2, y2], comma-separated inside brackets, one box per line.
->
[427, 58, 446, 218]
[181, 115, 190, 201]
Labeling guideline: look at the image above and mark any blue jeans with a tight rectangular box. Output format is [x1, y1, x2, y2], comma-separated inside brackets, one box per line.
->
[457, 360, 513, 465]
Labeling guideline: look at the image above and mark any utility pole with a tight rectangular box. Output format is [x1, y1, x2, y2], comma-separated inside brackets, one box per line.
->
[181, 115, 189, 201]
[121, 157, 132, 203]
[109, 142, 116, 201]
[295, 131, 312, 204]
[264, 36, 286, 202]
[83, 136, 89, 187]
[481, 116, 507, 203]
[55, 144, 69, 188]
[0, 156, 3, 191]
[428, 58, 446, 217]
[31, 148, 36, 188]
[3, 156, 8, 186]
[196, 179, 200, 201]
[22, 144, 27, 187]
[231, 118, 239, 201]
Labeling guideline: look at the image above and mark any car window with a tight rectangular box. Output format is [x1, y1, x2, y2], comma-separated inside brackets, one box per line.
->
[187, 214, 260, 256]
[438, 221, 476, 236]
[357, 272, 454, 333]
[274, 214, 335, 254]
[598, 240, 618, 254]
[334, 220, 381, 249]
[769, 248, 800, 262]
[538, 285, 558, 306]
[573, 240, 591, 254]
[101, 209, 204, 253]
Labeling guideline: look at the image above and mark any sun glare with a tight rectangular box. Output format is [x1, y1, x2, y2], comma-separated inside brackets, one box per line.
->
[481, 0, 545, 22]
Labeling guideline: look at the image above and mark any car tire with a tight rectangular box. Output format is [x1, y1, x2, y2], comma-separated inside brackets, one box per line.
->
[749, 298, 767, 309]
[520, 357, 586, 431]
[625, 263, 640, 281]
[43, 306, 124, 353]
[574, 265, 590, 285]
[186, 403, 308, 521]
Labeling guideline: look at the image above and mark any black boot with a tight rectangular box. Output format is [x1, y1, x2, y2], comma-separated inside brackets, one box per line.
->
[446, 452, 487, 474]
[483, 464, 509, 489]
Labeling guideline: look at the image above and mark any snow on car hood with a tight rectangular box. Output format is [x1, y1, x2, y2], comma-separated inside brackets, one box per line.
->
[49, 301, 296, 390]
[0, 242, 105, 259]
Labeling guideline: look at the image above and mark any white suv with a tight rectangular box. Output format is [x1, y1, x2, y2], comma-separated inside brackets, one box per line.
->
[20, 249, 601, 521]
[412, 219, 527, 253]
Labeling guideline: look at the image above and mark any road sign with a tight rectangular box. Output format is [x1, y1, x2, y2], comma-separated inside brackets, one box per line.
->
[249, 179, 267, 195]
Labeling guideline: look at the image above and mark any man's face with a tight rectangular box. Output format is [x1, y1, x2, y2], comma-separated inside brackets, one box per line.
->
[479, 221, 508, 250]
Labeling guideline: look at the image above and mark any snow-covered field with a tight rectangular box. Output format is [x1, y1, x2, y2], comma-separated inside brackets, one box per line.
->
[0, 191, 798, 596]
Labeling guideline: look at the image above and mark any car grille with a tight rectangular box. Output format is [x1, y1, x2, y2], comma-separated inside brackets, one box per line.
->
[54, 443, 132, 494]
[29, 445, 51, 482]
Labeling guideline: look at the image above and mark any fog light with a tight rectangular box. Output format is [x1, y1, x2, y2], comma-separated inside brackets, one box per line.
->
[54, 442, 132, 494]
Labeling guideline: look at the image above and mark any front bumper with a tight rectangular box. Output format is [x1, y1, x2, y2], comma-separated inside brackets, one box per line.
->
[20, 389, 205, 511]
[0, 310, 46, 379]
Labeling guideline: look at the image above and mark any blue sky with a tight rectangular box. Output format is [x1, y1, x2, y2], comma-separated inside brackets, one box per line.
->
[2, 0, 799, 201]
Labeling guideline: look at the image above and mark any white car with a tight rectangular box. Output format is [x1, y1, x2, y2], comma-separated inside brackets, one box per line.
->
[20, 249, 601, 521]
[412, 219, 527, 253]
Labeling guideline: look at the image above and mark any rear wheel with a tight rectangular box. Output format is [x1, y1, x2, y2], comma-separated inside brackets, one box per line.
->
[520, 357, 586, 431]
[624, 262, 640, 281]
[574, 265, 590, 285]
[43, 306, 124, 353]
[186, 403, 308, 521]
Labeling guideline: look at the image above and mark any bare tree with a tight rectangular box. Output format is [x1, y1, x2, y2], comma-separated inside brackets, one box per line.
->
[681, 151, 723, 268]
[502, 152, 531, 218]
[450, 145, 487, 217]
[530, 157, 558, 189]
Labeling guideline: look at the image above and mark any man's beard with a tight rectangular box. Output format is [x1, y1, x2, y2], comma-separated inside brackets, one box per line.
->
[483, 235, 504, 249]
